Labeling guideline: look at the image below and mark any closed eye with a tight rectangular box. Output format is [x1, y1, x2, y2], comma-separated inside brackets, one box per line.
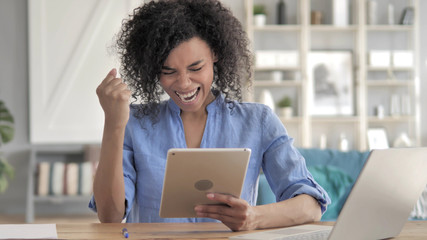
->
[162, 71, 176, 75]
[189, 67, 202, 72]
[161, 66, 176, 75]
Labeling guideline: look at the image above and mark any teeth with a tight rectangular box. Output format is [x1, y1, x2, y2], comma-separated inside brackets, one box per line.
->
[176, 88, 198, 98]
[175, 88, 199, 103]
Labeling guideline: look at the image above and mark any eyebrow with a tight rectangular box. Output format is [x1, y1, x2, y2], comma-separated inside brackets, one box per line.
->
[162, 60, 204, 70]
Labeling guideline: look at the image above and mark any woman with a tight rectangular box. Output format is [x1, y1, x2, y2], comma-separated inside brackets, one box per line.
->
[90, 0, 330, 231]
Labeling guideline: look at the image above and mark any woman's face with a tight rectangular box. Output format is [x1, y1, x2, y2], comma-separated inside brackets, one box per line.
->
[159, 37, 217, 114]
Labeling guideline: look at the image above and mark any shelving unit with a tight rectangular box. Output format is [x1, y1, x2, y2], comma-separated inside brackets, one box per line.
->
[244, 0, 420, 151]
[26, 145, 90, 223]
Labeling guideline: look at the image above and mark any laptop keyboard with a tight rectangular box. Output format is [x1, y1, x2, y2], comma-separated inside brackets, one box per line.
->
[229, 227, 332, 240]
[276, 229, 331, 240]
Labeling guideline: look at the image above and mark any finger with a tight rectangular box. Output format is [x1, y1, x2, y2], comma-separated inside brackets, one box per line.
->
[108, 78, 126, 88]
[195, 206, 247, 232]
[116, 82, 130, 92]
[116, 88, 132, 101]
[102, 68, 118, 85]
[107, 85, 132, 100]
[195, 204, 232, 215]
[196, 210, 239, 224]
[206, 193, 242, 208]
[97, 69, 117, 94]
[107, 68, 117, 79]
[101, 79, 127, 95]
[97, 80, 128, 100]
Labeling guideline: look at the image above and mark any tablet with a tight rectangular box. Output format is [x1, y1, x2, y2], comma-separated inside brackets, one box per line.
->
[159, 148, 251, 218]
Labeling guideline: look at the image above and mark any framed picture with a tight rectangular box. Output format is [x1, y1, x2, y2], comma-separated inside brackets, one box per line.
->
[367, 128, 389, 150]
[307, 51, 353, 116]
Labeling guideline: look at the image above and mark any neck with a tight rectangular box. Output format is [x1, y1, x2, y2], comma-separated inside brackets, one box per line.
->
[180, 91, 215, 120]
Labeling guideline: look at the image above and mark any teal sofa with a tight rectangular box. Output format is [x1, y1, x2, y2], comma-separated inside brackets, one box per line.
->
[256, 148, 370, 221]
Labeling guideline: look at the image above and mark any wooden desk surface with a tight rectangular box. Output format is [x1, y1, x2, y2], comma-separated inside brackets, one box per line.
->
[56, 221, 427, 239]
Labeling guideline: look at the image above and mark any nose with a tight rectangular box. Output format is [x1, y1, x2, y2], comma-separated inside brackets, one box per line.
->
[176, 71, 191, 88]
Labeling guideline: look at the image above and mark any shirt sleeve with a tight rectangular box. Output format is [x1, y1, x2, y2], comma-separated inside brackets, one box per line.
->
[122, 124, 137, 220]
[260, 107, 331, 214]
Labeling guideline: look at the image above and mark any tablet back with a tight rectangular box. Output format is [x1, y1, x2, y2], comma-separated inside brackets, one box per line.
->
[159, 148, 251, 218]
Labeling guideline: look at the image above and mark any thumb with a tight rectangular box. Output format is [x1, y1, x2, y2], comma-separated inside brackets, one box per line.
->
[103, 68, 118, 82]
[108, 68, 117, 78]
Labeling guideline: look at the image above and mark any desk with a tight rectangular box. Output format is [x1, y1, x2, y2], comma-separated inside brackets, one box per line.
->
[56, 221, 427, 239]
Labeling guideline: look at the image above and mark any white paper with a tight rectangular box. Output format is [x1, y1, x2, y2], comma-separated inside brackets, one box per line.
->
[0, 224, 58, 239]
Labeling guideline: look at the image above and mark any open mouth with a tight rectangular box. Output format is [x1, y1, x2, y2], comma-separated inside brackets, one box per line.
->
[175, 87, 200, 103]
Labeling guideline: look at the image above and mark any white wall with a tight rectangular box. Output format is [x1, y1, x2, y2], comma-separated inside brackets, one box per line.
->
[0, 0, 31, 215]
[0, 0, 426, 216]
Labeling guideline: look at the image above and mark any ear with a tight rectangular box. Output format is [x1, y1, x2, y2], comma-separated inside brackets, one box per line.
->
[212, 51, 218, 63]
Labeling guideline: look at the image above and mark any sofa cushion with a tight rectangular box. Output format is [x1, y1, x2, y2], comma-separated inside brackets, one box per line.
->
[256, 166, 353, 221]
[256, 173, 276, 206]
[307, 165, 353, 220]
[298, 148, 370, 181]
[256, 148, 370, 221]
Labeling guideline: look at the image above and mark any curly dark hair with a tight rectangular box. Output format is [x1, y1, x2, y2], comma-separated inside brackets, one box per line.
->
[116, 0, 252, 120]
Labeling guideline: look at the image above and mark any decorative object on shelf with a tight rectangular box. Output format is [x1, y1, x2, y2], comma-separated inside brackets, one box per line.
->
[311, 11, 322, 25]
[271, 71, 283, 82]
[400, 94, 411, 116]
[0, 100, 15, 193]
[368, 50, 391, 67]
[259, 89, 275, 112]
[367, 0, 377, 25]
[388, 3, 395, 25]
[332, 0, 349, 26]
[393, 132, 413, 148]
[255, 50, 276, 68]
[253, 4, 267, 26]
[390, 94, 401, 117]
[375, 105, 384, 119]
[319, 134, 327, 149]
[307, 51, 353, 116]
[367, 128, 389, 150]
[277, 0, 286, 24]
[277, 95, 293, 118]
[392, 51, 413, 67]
[294, 71, 301, 81]
[255, 50, 299, 68]
[277, 51, 299, 68]
[339, 133, 349, 152]
[400, 7, 414, 25]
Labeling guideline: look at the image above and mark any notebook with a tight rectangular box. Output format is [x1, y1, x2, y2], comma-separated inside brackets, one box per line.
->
[230, 147, 427, 240]
[159, 148, 251, 218]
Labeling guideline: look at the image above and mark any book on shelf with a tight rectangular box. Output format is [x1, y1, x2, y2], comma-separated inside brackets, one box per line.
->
[37, 162, 50, 196]
[64, 162, 79, 196]
[35, 160, 97, 196]
[49, 162, 65, 195]
[78, 161, 94, 196]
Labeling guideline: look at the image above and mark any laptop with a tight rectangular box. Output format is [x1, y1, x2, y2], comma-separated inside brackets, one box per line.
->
[159, 148, 251, 218]
[230, 147, 427, 240]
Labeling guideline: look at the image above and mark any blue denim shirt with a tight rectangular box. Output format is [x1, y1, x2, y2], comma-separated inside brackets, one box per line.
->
[89, 93, 330, 222]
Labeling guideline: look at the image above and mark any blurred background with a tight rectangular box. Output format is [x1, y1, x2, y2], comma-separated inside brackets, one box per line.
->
[0, 0, 426, 223]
